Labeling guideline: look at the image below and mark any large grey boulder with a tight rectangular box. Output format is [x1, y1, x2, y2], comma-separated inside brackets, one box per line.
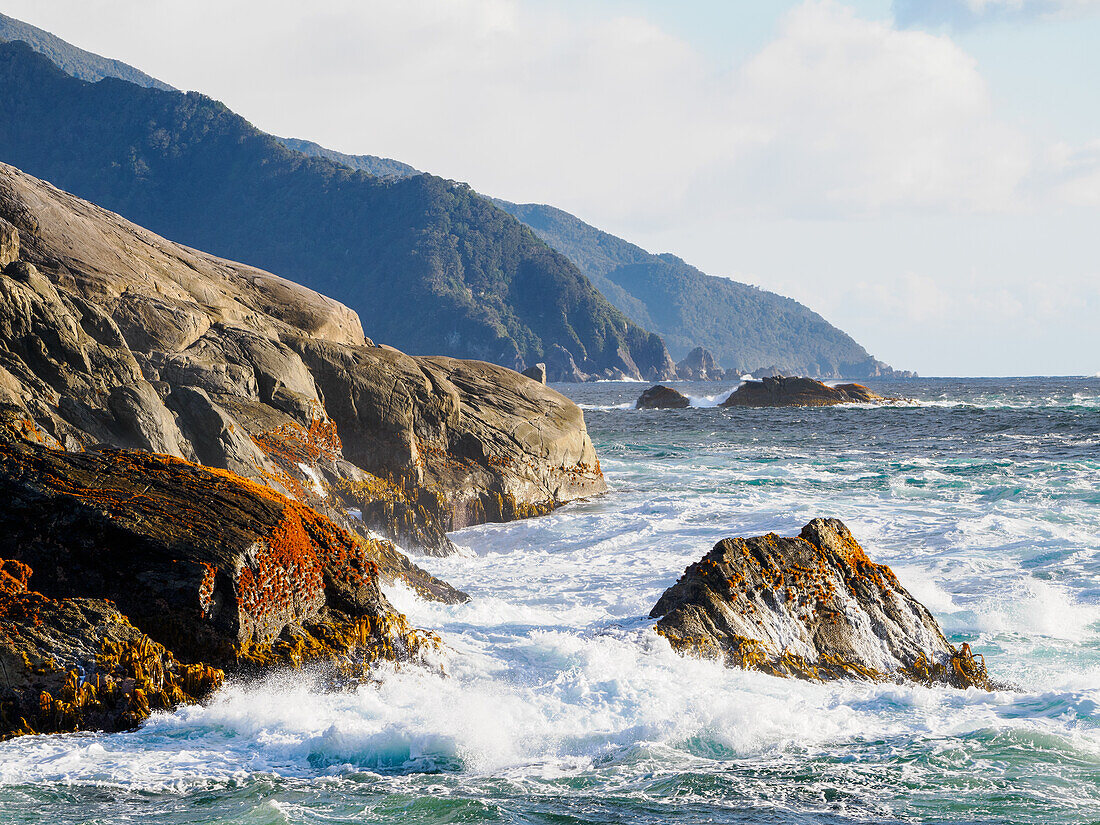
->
[522, 362, 547, 384]
[166, 386, 271, 477]
[651, 518, 993, 689]
[107, 381, 189, 458]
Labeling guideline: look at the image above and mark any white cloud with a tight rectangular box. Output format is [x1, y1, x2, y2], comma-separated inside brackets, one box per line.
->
[893, 0, 1100, 28]
[3, 0, 1100, 374]
[5, 0, 1091, 222]
[696, 1, 1033, 218]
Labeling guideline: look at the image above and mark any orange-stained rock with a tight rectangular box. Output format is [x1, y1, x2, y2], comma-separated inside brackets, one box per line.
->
[651, 519, 993, 689]
[0, 438, 440, 674]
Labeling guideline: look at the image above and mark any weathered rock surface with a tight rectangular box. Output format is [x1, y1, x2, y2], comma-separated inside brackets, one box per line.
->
[0, 162, 605, 561]
[0, 438, 451, 737]
[636, 385, 691, 409]
[0, 439, 441, 667]
[545, 344, 589, 383]
[1, 558, 223, 738]
[522, 363, 547, 384]
[651, 519, 992, 689]
[0, 216, 17, 267]
[676, 347, 722, 381]
[720, 376, 883, 407]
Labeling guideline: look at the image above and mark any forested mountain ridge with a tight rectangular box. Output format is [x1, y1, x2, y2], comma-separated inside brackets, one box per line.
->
[496, 200, 908, 378]
[276, 137, 419, 179]
[0, 40, 673, 380]
[0, 12, 907, 379]
[0, 12, 171, 90]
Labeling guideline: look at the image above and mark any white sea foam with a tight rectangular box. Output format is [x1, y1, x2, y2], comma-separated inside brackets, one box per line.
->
[2, 379, 1098, 823]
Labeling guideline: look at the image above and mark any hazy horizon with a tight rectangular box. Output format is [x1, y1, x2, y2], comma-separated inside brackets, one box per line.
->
[3, 0, 1098, 377]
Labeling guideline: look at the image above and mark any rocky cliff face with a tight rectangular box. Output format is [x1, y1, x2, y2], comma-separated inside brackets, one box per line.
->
[651, 519, 992, 689]
[0, 162, 606, 564]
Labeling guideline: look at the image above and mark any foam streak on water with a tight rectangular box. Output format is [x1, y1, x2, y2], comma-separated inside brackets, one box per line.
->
[1, 377, 1098, 824]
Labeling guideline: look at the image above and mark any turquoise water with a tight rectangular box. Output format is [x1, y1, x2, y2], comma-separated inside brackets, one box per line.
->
[2, 377, 1098, 824]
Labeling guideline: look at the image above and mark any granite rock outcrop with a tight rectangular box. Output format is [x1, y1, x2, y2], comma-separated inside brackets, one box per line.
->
[0, 162, 605, 563]
[651, 519, 992, 689]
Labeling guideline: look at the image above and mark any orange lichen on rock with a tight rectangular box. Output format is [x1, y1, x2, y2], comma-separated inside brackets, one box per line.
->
[651, 519, 995, 690]
[249, 416, 343, 502]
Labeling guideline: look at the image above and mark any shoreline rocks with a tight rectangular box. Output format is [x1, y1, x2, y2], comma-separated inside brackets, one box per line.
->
[650, 519, 993, 689]
[636, 385, 691, 409]
[720, 376, 884, 407]
[0, 438, 444, 738]
[0, 161, 605, 561]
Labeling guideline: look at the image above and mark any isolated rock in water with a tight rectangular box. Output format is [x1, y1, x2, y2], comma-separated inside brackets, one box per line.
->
[0, 438, 443, 674]
[0, 558, 223, 738]
[650, 518, 992, 689]
[721, 376, 883, 407]
[636, 385, 691, 409]
[676, 347, 722, 381]
[521, 362, 547, 384]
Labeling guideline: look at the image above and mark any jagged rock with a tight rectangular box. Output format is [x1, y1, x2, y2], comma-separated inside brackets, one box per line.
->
[0, 438, 440, 673]
[521, 363, 547, 384]
[721, 376, 883, 407]
[752, 365, 784, 379]
[545, 344, 589, 383]
[0, 161, 606, 560]
[676, 347, 722, 381]
[1, 558, 223, 738]
[0, 217, 17, 267]
[107, 381, 189, 458]
[651, 518, 993, 689]
[636, 385, 691, 409]
[722, 368, 747, 381]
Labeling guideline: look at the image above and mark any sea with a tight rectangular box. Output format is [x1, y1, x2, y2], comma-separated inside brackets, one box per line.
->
[1, 377, 1098, 824]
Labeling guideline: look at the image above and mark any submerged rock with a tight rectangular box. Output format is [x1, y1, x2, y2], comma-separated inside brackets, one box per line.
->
[636, 385, 691, 409]
[651, 518, 993, 689]
[720, 376, 883, 407]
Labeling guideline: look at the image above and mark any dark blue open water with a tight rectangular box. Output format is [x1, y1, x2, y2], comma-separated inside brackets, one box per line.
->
[2, 377, 1098, 824]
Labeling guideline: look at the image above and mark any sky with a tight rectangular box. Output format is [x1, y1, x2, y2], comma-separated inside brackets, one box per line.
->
[4, 0, 1099, 376]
